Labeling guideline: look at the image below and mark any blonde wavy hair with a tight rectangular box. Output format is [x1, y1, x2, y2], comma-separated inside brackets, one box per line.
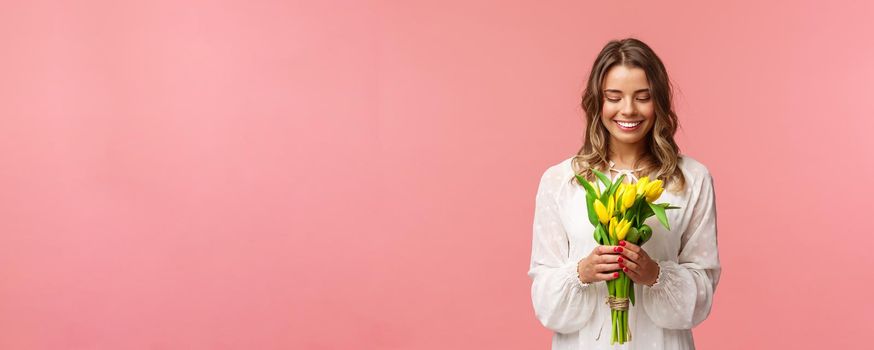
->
[570, 38, 686, 194]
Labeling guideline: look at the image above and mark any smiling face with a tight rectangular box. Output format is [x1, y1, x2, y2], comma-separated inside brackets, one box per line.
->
[599, 65, 655, 148]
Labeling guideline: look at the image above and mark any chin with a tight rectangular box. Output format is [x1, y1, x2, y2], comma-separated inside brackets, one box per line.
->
[609, 128, 651, 145]
[613, 136, 646, 145]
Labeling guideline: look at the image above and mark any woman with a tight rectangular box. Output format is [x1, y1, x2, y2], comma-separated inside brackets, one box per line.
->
[528, 38, 721, 349]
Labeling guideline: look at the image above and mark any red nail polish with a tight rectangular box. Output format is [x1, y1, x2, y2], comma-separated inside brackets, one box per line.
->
[617, 257, 623, 263]
[619, 263, 624, 268]
[613, 272, 619, 278]
[619, 241, 626, 246]
[623, 267, 629, 272]
[613, 247, 619, 252]
[617, 247, 624, 252]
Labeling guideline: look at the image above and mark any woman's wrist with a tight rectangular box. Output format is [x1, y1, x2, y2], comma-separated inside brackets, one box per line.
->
[645, 260, 662, 287]
[575, 258, 591, 285]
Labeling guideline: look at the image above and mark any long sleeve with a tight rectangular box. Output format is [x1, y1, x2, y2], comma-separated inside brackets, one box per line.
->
[527, 167, 599, 334]
[640, 170, 721, 330]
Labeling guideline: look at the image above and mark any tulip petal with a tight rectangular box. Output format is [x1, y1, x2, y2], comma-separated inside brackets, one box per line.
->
[594, 200, 609, 225]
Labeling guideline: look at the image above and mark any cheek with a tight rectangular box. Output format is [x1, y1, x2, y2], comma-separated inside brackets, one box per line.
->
[600, 109, 616, 129]
[601, 104, 618, 119]
[639, 104, 655, 119]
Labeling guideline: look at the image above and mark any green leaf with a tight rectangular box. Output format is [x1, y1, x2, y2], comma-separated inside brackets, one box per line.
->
[604, 174, 625, 200]
[649, 201, 670, 230]
[577, 174, 597, 197]
[637, 199, 653, 219]
[595, 223, 607, 245]
[584, 193, 598, 227]
[629, 283, 635, 306]
[599, 191, 609, 203]
[591, 168, 612, 189]
[599, 174, 623, 203]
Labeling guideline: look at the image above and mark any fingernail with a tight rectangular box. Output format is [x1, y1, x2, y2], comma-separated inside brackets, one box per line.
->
[613, 272, 619, 278]
[619, 241, 626, 246]
[613, 247, 619, 252]
[623, 267, 629, 272]
[617, 257, 623, 263]
[617, 247, 624, 252]
[619, 263, 624, 268]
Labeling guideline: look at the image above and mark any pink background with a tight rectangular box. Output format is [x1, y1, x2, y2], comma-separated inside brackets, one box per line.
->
[1, 0, 873, 349]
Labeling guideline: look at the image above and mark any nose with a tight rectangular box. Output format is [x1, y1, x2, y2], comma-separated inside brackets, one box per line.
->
[621, 98, 636, 116]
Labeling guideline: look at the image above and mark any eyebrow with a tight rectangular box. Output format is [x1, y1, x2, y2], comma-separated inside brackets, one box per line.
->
[603, 89, 650, 93]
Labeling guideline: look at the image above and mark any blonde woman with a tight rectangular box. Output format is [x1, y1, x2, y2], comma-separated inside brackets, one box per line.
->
[528, 38, 721, 349]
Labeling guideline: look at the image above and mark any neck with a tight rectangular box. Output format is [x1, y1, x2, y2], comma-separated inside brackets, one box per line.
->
[608, 140, 647, 169]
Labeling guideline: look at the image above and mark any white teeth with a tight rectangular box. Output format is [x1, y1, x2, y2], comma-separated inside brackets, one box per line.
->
[617, 121, 641, 128]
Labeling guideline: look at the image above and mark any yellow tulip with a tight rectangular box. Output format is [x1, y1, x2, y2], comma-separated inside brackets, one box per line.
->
[608, 217, 618, 241]
[621, 183, 636, 210]
[594, 200, 609, 225]
[645, 180, 665, 203]
[616, 218, 632, 241]
[607, 196, 615, 217]
[636, 176, 650, 195]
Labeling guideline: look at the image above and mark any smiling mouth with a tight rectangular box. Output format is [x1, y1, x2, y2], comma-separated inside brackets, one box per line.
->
[614, 120, 643, 128]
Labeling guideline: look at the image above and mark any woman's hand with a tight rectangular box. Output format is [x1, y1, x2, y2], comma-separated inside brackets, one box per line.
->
[577, 245, 623, 284]
[616, 240, 661, 286]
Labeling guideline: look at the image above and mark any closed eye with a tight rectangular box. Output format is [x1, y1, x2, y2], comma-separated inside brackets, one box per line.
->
[606, 97, 651, 103]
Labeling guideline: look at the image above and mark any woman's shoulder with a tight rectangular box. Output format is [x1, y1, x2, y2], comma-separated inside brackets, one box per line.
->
[540, 156, 575, 181]
[678, 153, 713, 181]
[537, 156, 576, 190]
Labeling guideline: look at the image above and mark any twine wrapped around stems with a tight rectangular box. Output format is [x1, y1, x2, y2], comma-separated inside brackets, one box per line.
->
[605, 295, 629, 311]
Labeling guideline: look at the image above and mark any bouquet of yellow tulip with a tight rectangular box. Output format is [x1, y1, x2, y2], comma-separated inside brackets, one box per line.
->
[575, 168, 680, 345]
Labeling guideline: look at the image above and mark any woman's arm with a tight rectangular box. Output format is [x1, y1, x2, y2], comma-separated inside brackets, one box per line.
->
[640, 170, 722, 330]
[528, 167, 599, 334]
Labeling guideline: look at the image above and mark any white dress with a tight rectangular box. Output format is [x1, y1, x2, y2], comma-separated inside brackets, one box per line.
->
[527, 155, 721, 349]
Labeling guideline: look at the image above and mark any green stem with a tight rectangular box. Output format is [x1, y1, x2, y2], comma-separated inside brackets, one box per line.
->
[627, 275, 632, 342]
[611, 310, 615, 344]
[623, 309, 628, 342]
[616, 310, 622, 344]
[622, 274, 630, 343]
[619, 273, 625, 343]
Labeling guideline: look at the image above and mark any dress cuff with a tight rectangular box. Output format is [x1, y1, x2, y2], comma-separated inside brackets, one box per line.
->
[648, 260, 669, 290]
[563, 259, 591, 290]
